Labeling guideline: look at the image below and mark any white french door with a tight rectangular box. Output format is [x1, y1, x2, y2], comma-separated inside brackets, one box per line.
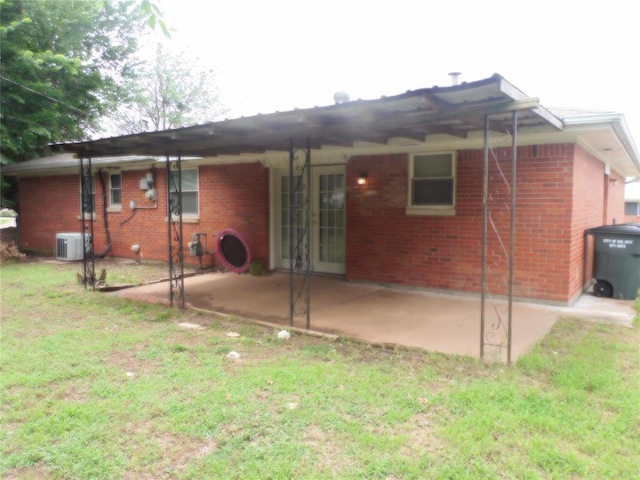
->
[312, 167, 346, 274]
[273, 166, 345, 274]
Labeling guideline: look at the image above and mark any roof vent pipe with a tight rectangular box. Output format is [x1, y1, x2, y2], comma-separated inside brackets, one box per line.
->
[333, 91, 350, 104]
[448, 72, 461, 86]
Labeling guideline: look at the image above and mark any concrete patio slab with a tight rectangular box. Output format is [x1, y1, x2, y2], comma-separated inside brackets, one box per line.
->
[111, 271, 636, 361]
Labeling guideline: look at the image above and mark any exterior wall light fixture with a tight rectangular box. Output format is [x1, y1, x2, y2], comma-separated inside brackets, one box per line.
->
[357, 173, 368, 186]
[609, 178, 618, 186]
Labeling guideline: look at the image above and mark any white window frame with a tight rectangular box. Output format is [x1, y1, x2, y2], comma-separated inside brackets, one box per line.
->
[406, 151, 456, 216]
[108, 172, 122, 212]
[170, 168, 199, 218]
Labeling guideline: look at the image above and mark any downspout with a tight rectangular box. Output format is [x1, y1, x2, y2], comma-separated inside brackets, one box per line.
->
[507, 110, 517, 364]
[480, 114, 489, 359]
[92, 169, 113, 258]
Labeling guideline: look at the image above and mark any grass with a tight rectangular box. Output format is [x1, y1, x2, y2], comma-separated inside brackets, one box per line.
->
[1, 260, 639, 479]
[87, 257, 200, 285]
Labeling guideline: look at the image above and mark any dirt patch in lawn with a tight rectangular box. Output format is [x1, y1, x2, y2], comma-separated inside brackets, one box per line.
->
[106, 342, 163, 377]
[3, 465, 55, 480]
[120, 424, 218, 480]
[26, 253, 202, 287]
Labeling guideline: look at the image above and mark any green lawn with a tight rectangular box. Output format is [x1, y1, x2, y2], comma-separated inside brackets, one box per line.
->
[1, 261, 639, 479]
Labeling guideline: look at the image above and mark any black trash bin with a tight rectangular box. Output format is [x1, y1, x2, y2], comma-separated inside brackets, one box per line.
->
[585, 223, 640, 300]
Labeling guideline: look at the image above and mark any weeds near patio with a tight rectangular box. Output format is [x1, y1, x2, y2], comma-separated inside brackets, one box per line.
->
[1, 261, 639, 479]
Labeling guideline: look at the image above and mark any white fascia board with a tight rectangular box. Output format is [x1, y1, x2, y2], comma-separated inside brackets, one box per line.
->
[562, 112, 624, 126]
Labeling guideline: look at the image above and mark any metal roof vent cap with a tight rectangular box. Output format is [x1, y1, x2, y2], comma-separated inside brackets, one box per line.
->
[333, 91, 350, 104]
[448, 72, 462, 86]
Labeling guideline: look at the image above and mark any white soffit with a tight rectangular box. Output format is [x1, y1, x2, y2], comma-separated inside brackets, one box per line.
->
[563, 113, 640, 177]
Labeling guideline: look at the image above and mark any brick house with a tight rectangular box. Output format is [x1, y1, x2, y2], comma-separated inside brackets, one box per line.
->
[4, 74, 638, 305]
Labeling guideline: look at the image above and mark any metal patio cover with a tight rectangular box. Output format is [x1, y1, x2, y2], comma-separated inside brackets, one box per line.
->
[50, 74, 561, 158]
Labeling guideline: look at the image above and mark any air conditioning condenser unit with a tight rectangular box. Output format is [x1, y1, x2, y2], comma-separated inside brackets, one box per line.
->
[56, 233, 92, 261]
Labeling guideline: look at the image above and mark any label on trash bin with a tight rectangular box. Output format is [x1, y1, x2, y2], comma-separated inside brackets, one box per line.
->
[602, 238, 634, 249]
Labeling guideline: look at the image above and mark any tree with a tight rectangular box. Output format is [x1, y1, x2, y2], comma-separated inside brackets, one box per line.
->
[0, 0, 147, 206]
[139, 0, 171, 38]
[112, 43, 228, 134]
[0, 0, 146, 161]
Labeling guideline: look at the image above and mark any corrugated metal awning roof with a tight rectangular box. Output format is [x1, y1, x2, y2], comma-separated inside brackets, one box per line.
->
[48, 74, 562, 158]
[1, 153, 157, 177]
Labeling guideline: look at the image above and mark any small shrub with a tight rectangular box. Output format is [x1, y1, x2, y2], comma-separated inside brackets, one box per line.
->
[0, 242, 25, 263]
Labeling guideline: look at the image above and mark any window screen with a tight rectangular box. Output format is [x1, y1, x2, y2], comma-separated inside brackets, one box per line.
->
[410, 153, 455, 206]
[170, 169, 199, 215]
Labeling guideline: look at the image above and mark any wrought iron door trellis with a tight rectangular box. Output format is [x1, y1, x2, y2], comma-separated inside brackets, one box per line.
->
[289, 138, 311, 328]
[481, 112, 518, 363]
[79, 156, 95, 289]
[166, 154, 185, 308]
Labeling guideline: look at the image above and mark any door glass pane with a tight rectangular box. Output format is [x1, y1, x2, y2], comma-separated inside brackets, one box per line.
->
[336, 229, 345, 262]
[280, 235, 288, 259]
[280, 174, 305, 260]
[318, 173, 345, 266]
[320, 226, 329, 262]
[320, 210, 328, 227]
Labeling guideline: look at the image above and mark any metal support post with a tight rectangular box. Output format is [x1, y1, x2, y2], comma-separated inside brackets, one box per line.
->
[481, 111, 518, 362]
[288, 138, 312, 328]
[166, 154, 185, 308]
[79, 156, 95, 289]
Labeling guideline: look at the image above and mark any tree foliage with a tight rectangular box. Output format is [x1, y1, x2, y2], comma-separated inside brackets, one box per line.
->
[0, 0, 222, 208]
[0, 0, 145, 165]
[112, 43, 228, 134]
[139, 0, 171, 38]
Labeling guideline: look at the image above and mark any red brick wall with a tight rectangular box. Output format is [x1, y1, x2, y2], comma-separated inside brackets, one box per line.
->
[346, 152, 487, 293]
[19, 175, 84, 252]
[345, 144, 612, 303]
[569, 146, 603, 299]
[17, 145, 621, 304]
[197, 163, 270, 267]
[624, 211, 640, 224]
[17, 162, 270, 268]
[508, 144, 575, 301]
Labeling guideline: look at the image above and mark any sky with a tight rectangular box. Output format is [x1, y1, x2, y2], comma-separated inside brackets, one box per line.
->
[157, 0, 640, 147]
